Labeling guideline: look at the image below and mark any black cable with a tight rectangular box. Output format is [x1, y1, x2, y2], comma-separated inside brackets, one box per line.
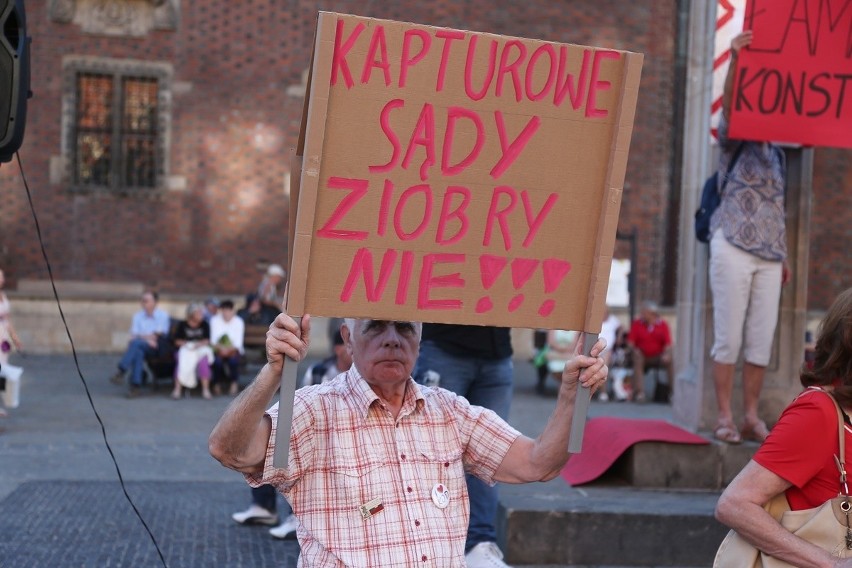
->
[15, 152, 169, 568]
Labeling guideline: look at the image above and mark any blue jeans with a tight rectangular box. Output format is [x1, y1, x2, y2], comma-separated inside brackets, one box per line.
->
[213, 354, 241, 385]
[252, 484, 292, 516]
[119, 338, 157, 386]
[416, 340, 514, 551]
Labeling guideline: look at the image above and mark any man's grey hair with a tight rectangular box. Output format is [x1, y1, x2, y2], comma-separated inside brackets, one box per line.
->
[641, 300, 660, 313]
[343, 318, 422, 339]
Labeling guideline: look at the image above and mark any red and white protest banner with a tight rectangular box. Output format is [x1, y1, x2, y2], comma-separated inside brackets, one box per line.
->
[729, 0, 852, 148]
[712, 0, 747, 140]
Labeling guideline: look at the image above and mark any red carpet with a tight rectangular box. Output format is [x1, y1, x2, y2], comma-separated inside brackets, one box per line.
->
[561, 417, 710, 486]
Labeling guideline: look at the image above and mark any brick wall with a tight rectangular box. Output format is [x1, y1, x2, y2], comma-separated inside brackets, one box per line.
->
[0, 1, 847, 311]
[809, 148, 852, 308]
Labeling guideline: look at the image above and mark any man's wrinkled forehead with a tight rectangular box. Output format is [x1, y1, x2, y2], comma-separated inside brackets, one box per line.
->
[347, 318, 422, 337]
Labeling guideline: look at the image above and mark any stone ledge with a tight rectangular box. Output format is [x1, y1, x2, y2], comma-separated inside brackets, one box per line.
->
[12, 279, 218, 302]
[617, 438, 756, 489]
[498, 484, 727, 566]
[4, 294, 335, 357]
[14, 279, 146, 299]
[494, 438, 753, 565]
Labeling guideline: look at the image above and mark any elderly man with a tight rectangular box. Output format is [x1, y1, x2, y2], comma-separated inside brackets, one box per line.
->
[209, 314, 607, 567]
[109, 290, 171, 398]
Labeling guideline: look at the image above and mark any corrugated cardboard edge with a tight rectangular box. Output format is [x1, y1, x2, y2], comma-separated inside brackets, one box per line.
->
[583, 51, 644, 335]
[286, 12, 336, 316]
[570, 51, 643, 454]
[286, 39, 313, 287]
[288, 149, 302, 288]
[274, 12, 336, 469]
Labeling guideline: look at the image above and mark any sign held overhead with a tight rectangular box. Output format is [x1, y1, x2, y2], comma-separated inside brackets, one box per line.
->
[289, 12, 643, 334]
[731, 0, 852, 149]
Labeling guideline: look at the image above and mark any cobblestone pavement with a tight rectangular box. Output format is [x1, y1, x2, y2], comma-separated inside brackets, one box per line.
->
[0, 352, 674, 567]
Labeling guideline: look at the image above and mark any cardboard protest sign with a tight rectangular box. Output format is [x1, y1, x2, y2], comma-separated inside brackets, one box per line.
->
[289, 12, 643, 334]
[730, 0, 852, 148]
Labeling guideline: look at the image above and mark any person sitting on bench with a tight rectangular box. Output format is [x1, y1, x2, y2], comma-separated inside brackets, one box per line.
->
[110, 290, 170, 398]
[627, 301, 674, 403]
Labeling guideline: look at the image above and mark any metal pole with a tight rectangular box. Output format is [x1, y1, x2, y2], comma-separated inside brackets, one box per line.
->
[568, 332, 600, 454]
[272, 316, 301, 468]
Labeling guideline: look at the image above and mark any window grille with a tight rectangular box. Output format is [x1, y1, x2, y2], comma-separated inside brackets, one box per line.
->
[73, 71, 160, 190]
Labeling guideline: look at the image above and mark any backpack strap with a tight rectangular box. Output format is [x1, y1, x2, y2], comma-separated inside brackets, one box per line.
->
[719, 142, 745, 196]
[774, 145, 787, 200]
[773, 145, 785, 171]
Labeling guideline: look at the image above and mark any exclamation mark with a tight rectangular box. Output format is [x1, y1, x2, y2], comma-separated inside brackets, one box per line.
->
[508, 258, 539, 312]
[538, 259, 572, 316]
[476, 255, 508, 313]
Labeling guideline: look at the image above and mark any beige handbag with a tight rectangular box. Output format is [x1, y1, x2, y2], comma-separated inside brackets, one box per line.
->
[714, 390, 852, 567]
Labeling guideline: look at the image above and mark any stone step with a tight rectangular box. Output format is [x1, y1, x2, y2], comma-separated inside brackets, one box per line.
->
[496, 437, 756, 565]
[613, 436, 757, 489]
[498, 483, 728, 566]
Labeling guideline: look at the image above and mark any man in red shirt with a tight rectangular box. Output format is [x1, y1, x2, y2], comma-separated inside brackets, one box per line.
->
[628, 301, 674, 402]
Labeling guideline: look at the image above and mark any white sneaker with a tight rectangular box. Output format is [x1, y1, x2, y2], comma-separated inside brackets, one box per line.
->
[465, 542, 511, 568]
[231, 504, 279, 526]
[269, 514, 299, 539]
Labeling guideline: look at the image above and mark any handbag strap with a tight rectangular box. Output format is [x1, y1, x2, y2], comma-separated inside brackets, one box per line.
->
[816, 388, 849, 496]
[819, 389, 852, 550]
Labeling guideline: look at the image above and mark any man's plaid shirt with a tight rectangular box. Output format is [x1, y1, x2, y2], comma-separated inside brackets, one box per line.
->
[247, 366, 520, 567]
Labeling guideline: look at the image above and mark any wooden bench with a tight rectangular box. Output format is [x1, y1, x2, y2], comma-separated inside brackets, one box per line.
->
[242, 323, 268, 367]
[137, 320, 268, 393]
[143, 319, 180, 391]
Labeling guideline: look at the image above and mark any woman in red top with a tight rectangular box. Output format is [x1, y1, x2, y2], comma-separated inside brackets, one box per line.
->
[715, 287, 852, 566]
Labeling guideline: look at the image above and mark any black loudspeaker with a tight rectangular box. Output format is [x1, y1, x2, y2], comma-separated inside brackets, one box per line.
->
[0, 0, 31, 163]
